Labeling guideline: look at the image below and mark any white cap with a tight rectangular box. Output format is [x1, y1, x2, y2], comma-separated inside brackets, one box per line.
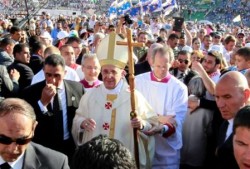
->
[209, 45, 223, 54]
[57, 31, 69, 40]
[182, 45, 193, 53]
[245, 43, 250, 48]
[40, 31, 52, 40]
[80, 29, 87, 35]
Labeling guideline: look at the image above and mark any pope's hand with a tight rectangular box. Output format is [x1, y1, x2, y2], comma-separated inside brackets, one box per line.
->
[131, 116, 143, 129]
[158, 115, 176, 126]
[81, 118, 96, 132]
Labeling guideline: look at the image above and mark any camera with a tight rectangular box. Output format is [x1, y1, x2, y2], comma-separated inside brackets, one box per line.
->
[124, 14, 133, 25]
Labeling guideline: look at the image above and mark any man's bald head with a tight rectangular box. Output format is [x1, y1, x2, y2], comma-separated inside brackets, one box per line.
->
[215, 71, 250, 120]
[218, 71, 249, 90]
[245, 69, 250, 87]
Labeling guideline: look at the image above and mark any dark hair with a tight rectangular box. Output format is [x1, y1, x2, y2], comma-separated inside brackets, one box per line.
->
[0, 38, 15, 48]
[13, 43, 29, 57]
[235, 47, 250, 61]
[168, 33, 180, 40]
[207, 50, 222, 65]
[233, 105, 250, 134]
[177, 50, 191, 57]
[224, 35, 236, 45]
[44, 54, 65, 69]
[29, 35, 40, 47]
[71, 135, 136, 169]
[31, 41, 44, 54]
[66, 37, 81, 45]
[192, 37, 200, 45]
[0, 98, 36, 122]
[137, 31, 148, 38]
[10, 26, 21, 34]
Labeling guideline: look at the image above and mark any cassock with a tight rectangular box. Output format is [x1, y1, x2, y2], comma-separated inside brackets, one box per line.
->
[72, 79, 157, 169]
[135, 72, 188, 169]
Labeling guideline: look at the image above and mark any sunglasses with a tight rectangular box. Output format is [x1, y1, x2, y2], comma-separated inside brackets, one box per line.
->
[238, 36, 244, 39]
[178, 59, 189, 64]
[0, 133, 33, 145]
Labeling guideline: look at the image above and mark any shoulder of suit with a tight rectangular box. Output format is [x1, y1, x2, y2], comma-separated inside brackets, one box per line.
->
[29, 142, 67, 159]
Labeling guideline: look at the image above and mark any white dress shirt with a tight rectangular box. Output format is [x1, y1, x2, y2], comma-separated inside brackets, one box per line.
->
[31, 66, 80, 85]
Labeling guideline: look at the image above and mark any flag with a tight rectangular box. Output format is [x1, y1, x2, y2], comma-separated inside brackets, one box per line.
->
[122, 0, 132, 14]
[148, 0, 162, 12]
[130, 6, 141, 16]
[233, 15, 241, 22]
[163, 0, 178, 16]
[108, 0, 118, 19]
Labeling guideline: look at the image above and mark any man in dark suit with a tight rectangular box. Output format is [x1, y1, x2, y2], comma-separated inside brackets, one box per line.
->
[28, 41, 46, 74]
[22, 54, 84, 161]
[8, 43, 34, 92]
[0, 98, 69, 169]
[214, 71, 250, 169]
[0, 38, 15, 66]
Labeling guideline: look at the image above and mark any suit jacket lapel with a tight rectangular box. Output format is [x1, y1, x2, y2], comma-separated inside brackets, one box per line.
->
[22, 143, 41, 169]
[64, 80, 73, 107]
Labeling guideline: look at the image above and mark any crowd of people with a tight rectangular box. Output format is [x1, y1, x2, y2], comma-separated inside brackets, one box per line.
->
[206, 0, 250, 26]
[0, 7, 250, 169]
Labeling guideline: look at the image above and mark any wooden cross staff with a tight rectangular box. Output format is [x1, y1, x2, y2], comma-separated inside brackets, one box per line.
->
[117, 28, 145, 169]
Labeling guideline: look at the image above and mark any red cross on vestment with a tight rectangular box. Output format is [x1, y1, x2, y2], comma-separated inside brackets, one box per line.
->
[103, 122, 110, 130]
[105, 102, 112, 109]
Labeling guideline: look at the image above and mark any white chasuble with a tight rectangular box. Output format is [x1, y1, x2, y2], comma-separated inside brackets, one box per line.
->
[72, 80, 157, 168]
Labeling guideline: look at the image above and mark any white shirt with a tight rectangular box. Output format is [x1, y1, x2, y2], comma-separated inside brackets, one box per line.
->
[0, 153, 24, 169]
[225, 119, 234, 141]
[222, 46, 232, 65]
[31, 66, 80, 84]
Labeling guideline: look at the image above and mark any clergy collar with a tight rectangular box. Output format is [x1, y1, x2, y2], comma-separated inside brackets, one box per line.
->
[81, 79, 100, 88]
[103, 79, 124, 95]
[150, 72, 171, 83]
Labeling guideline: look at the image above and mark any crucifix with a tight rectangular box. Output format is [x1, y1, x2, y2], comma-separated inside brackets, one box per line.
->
[116, 28, 145, 169]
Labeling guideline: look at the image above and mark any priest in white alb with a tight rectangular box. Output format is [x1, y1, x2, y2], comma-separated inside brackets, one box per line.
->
[72, 32, 158, 169]
[135, 46, 188, 169]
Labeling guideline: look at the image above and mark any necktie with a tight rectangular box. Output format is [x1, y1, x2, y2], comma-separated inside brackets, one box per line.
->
[218, 121, 229, 145]
[0, 163, 11, 169]
[178, 73, 184, 79]
[53, 88, 64, 140]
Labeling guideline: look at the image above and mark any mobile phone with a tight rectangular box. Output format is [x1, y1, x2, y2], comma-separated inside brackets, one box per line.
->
[173, 17, 184, 32]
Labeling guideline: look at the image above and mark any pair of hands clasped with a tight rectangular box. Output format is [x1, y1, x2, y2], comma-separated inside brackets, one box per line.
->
[144, 115, 176, 136]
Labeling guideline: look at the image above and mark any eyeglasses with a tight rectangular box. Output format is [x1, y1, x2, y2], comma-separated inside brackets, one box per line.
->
[214, 36, 221, 39]
[0, 132, 33, 145]
[178, 59, 189, 64]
